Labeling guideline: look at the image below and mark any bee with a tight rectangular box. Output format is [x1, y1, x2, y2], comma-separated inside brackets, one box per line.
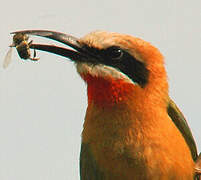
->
[3, 33, 39, 68]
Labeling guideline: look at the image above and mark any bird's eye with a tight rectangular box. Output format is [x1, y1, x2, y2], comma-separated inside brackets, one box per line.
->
[106, 47, 123, 59]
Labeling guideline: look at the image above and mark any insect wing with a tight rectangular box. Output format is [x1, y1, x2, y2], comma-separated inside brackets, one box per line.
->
[3, 47, 13, 69]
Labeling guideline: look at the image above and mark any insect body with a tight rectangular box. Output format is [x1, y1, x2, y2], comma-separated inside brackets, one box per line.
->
[13, 33, 39, 61]
[3, 33, 39, 68]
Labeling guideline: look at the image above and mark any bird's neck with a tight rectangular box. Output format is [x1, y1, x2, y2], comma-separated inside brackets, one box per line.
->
[83, 73, 168, 108]
[85, 75, 136, 107]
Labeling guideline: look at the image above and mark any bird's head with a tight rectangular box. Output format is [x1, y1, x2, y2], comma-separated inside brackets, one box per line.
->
[76, 31, 169, 106]
[77, 31, 166, 86]
[12, 30, 169, 106]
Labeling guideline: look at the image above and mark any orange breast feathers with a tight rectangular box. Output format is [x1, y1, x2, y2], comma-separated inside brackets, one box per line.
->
[80, 74, 194, 179]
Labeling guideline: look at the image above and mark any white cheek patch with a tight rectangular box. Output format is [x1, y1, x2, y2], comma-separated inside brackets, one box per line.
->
[76, 63, 136, 85]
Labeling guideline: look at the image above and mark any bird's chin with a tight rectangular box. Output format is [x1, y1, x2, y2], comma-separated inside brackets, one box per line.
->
[76, 62, 135, 84]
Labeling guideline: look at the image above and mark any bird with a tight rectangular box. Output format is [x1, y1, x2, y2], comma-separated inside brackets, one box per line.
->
[12, 30, 201, 179]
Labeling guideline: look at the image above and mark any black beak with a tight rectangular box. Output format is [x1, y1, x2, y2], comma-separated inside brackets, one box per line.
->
[11, 30, 94, 63]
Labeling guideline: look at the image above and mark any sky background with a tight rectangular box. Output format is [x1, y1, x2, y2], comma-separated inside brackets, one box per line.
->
[0, 0, 200, 179]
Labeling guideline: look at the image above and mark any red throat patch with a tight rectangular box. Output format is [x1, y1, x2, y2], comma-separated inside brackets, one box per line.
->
[81, 73, 136, 107]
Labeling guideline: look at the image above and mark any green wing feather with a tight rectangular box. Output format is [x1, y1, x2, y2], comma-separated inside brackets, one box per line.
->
[167, 98, 198, 161]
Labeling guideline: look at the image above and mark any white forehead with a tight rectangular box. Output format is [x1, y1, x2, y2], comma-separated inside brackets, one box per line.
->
[80, 31, 133, 49]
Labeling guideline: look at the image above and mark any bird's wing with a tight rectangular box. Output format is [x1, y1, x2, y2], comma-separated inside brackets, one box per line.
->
[167, 98, 198, 161]
[80, 143, 104, 180]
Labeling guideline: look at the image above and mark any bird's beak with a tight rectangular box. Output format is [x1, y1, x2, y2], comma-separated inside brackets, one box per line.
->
[11, 30, 95, 63]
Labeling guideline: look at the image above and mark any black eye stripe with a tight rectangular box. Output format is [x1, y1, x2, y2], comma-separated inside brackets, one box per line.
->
[82, 45, 149, 87]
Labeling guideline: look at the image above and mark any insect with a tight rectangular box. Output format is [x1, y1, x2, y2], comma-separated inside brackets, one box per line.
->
[3, 33, 39, 68]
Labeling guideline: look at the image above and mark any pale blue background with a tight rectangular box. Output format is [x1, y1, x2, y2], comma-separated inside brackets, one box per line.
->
[0, 0, 200, 179]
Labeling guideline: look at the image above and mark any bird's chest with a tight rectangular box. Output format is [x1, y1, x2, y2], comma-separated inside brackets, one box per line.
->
[86, 129, 151, 179]
[82, 101, 194, 179]
[83, 136, 191, 180]
[82, 103, 155, 178]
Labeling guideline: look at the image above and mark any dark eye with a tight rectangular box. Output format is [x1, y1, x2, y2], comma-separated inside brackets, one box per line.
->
[106, 47, 123, 59]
